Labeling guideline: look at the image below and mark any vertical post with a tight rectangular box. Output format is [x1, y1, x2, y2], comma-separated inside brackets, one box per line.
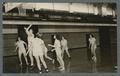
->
[99, 27, 113, 66]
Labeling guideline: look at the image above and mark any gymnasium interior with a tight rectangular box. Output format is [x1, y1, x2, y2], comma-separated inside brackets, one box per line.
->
[2, 3, 117, 73]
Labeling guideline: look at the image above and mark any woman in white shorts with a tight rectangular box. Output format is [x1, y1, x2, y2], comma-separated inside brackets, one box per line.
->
[24, 24, 34, 66]
[15, 37, 28, 65]
[89, 34, 97, 63]
[31, 34, 49, 73]
[61, 36, 71, 59]
[48, 35, 65, 71]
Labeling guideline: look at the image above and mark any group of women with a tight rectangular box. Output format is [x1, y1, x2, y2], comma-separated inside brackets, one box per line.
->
[15, 24, 71, 73]
[15, 24, 97, 73]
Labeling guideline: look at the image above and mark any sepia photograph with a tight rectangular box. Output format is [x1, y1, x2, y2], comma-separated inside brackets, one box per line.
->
[2, 2, 117, 73]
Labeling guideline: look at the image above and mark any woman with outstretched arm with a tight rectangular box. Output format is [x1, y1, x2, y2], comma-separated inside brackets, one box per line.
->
[48, 35, 65, 71]
[24, 24, 34, 66]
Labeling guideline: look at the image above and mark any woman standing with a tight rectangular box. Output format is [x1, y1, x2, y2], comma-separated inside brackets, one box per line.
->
[48, 35, 65, 71]
[15, 37, 28, 65]
[31, 33, 49, 73]
[24, 24, 34, 66]
[61, 36, 71, 59]
[89, 34, 97, 63]
[37, 33, 53, 61]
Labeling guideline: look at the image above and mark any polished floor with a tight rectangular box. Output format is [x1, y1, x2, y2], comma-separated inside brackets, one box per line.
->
[3, 48, 116, 73]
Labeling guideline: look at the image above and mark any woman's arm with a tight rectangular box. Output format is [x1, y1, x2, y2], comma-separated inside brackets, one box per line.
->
[26, 44, 32, 56]
[23, 41, 28, 49]
[15, 46, 18, 52]
[89, 43, 91, 49]
[24, 24, 32, 34]
[51, 49, 55, 52]
[88, 39, 91, 49]
[66, 39, 68, 47]
[94, 38, 97, 47]
[14, 43, 18, 52]
[24, 27, 29, 35]
[26, 24, 32, 31]
[48, 44, 55, 47]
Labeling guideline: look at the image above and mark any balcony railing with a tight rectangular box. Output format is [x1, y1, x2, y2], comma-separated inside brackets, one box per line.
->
[3, 8, 116, 24]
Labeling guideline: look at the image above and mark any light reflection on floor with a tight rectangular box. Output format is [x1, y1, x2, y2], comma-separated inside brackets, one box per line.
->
[3, 48, 116, 73]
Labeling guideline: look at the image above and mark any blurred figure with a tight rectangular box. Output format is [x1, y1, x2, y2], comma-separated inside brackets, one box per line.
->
[51, 35, 59, 70]
[24, 24, 34, 66]
[61, 36, 71, 59]
[89, 34, 97, 63]
[15, 37, 28, 65]
[48, 35, 65, 71]
[27, 33, 49, 73]
[37, 33, 53, 62]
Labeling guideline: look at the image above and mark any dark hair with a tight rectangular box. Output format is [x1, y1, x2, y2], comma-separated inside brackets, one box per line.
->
[16, 37, 20, 42]
[36, 32, 43, 38]
[89, 33, 95, 38]
[62, 36, 66, 39]
[35, 32, 39, 38]
[55, 34, 61, 40]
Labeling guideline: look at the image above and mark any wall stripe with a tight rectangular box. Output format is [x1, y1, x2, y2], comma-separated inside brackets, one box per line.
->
[3, 29, 18, 34]
[3, 20, 117, 26]
[38, 28, 99, 33]
[2, 27, 98, 34]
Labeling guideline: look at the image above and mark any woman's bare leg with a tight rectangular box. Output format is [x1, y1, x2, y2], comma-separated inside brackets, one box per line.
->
[29, 51, 34, 66]
[40, 55, 47, 69]
[18, 52, 22, 65]
[39, 55, 49, 72]
[57, 55, 65, 70]
[23, 53, 28, 65]
[34, 56, 42, 72]
[44, 53, 52, 61]
[28, 43, 34, 66]
[91, 47, 97, 63]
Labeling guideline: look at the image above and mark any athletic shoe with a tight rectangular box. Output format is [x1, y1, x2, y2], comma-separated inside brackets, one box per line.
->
[58, 66, 62, 69]
[30, 64, 34, 66]
[45, 68, 49, 73]
[60, 67, 65, 71]
[39, 70, 42, 74]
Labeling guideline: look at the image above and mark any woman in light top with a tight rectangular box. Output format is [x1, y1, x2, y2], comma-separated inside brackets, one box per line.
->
[15, 37, 28, 65]
[30, 33, 49, 73]
[61, 36, 71, 59]
[24, 24, 34, 66]
[89, 34, 97, 63]
[48, 35, 65, 71]
[37, 33, 53, 61]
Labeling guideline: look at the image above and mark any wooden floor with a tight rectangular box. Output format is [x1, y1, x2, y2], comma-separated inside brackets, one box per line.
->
[3, 47, 116, 73]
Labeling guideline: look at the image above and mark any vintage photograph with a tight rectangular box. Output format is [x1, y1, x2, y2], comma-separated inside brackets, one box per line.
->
[2, 2, 117, 73]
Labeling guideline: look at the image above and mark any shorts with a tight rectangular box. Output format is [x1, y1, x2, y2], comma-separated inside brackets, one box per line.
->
[32, 49, 43, 57]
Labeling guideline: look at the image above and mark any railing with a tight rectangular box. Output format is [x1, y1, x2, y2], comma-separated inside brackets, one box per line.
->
[3, 10, 116, 24]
